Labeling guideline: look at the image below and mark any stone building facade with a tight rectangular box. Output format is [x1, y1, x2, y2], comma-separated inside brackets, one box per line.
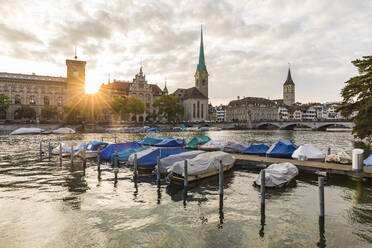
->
[0, 57, 86, 121]
[225, 97, 279, 122]
[99, 67, 164, 122]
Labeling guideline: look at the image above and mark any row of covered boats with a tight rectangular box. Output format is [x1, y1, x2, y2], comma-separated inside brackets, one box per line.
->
[10, 127, 76, 135]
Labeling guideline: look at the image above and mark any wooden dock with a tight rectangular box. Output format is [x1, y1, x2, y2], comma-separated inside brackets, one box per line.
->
[233, 154, 372, 178]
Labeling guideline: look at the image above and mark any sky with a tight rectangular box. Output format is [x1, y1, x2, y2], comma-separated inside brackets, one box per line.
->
[0, 0, 371, 105]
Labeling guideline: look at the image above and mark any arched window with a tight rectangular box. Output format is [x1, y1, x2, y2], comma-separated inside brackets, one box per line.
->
[15, 95, 21, 104]
[57, 97, 63, 106]
[29, 95, 36, 105]
[44, 96, 49, 105]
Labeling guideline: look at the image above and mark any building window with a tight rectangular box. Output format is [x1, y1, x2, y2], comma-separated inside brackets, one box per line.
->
[146, 94, 150, 102]
[29, 95, 36, 105]
[11, 85, 16, 92]
[44, 96, 49, 105]
[193, 103, 196, 118]
[197, 101, 200, 118]
[15, 95, 21, 104]
[57, 97, 63, 106]
[202, 79, 206, 86]
[201, 104, 204, 118]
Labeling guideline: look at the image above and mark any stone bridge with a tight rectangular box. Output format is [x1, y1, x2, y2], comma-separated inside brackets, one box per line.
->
[252, 121, 353, 131]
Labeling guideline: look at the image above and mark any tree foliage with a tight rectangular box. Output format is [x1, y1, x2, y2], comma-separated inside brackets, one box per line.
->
[0, 94, 11, 119]
[14, 106, 36, 119]
[128, 97, 145, 116]
[110, 97, 129, 120]
[41, 106, 58, 120]
[153, 95, 184, 123]
[338, 55, 372, 143]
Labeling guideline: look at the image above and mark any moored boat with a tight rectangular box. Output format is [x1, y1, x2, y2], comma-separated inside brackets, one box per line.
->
[10, 127, 44, 135]
[292, 144, 326, 161]
[254, 162, 299, 188]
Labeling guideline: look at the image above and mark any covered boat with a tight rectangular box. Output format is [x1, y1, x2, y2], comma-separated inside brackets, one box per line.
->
[169, 151, 235, 182]
[52, 127, 76, 134]
[187, 136, 211, 147]
[255, 162, 299, 187]
[223, 142, 250, 153]
[242, 144, 269, 156]
[199, 140, 234, 151]
[51, 141, 86, 156]
[75, 141, 109, 159]
[140, 136, 173, 146]
[198, 126, 209, 131]
[325, 151, 352, 164]
[266, 140, 297, 158]
[112, 146, 150, 163]
[364, 155, 372, 167]
[155, 138, 185, 147]
[292, 144, 326, 161]
[146, 127, 160, 132]
[100, 142, 141, 160]
[156, 150, 205, 173]
[128, 148, 192, 168]
[10, 127, 44, 135]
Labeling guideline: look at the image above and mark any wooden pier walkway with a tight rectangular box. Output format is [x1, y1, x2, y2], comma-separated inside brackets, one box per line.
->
[233, 154, 372, 178]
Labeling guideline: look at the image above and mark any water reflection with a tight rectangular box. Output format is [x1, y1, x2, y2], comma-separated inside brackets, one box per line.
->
[218, 195, 224, 229]
[317, 216, 326, 248]
[259, 204, 265, 238]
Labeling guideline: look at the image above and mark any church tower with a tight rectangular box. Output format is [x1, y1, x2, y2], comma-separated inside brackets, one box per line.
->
[195, 25, 208, 99]
[66, 55, 86, 104]
[283, 66, 295, 106]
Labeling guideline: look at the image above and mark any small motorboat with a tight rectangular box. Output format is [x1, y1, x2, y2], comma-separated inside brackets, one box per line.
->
[199, 140, 235, 151]
[254, 162, 299, 188]
[266, 140, 297, 158]
[242, 144, 270, 156]
[292, 144, 326, 161]
[52, 141, 86, 157]
[364, 155, 372, 167]
[186, 136, 211, 148]
[10, 127, 44, 135]
[168, 151, 235, 183]
[52, 127, 76, 134]
[155, 150, 205, 174]
[75, 141, 109, 159]
[100, 142, 141, 161]
[223, 142, 250, 153]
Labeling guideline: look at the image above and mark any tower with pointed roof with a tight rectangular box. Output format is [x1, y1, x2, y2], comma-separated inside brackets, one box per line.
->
[163, 80, 168, 95]
[283, 66, 295, 106]
[195, 25, 208, 99]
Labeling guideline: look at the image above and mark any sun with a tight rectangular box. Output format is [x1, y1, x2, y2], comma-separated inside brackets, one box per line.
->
[85, 77, 101, 94]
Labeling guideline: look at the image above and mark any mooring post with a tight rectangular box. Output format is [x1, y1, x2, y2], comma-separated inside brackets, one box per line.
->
[114, 136, 117, 144]
[39, 141, 42, 160]
[59, 143, 62, 165]
[114, 150, 118, 167]
[184, 160, 188, 189]
[70, 145, 74, 164]
[327, 147, 331, 155]
[97, 147, 101, 176]
[219, 160, 223, 196]
[156, 156, 161, 186]
[114, 150, 118, 184]
[319, 177, 325, 217]
[101, 137, 104, 142]
[82, 145, 86, 168]
[133, 153, 138, 178]
[260, 169, 265, 207]
[48, 142, 51, 161]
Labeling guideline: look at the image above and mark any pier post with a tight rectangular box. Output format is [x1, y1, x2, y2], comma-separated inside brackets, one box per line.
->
[101, 137, 104, 142]
[39, 141, 42, 160]
[114, 151, 118, 185]
[70, 145, 74, 165]
[319, 177, 325, 217]
[59, 143, 62, 165]
[133, 154, 138, 178]
[97, 147, 101, 178]
[327, 147, 331, 155]
[156, 156, 161, 186]
[48, 142, 51, 161]
[219, 160, 223, 196]
[184, 160, 188, 189]
[260, 169, 265, 207]
[114, 136, 117, 144]
[82, 145, 86, 168]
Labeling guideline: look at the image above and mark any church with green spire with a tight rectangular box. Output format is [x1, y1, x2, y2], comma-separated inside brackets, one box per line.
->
[171, 25, 209, 121]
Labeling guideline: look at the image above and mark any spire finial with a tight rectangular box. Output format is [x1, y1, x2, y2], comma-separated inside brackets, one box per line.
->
[74, 46, 77, 60]
[288, 62, 290, 69]
[197, 24, 206, 72]
[108, 73, 111, 84]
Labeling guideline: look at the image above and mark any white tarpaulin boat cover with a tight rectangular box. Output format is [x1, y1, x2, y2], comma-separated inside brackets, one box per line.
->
[255, 162, 299, 187]
[168, 151, 235, 176]
[51, 141, 86, 155]
[292, 144, 326, 160]
[223, 142, 250, 153]
[10, 127, 44, 135]
[157, 150, 205, 173]
[199, 140, 235, 151]
[52, 127, 76, 134]
[325, 151, 351, 164]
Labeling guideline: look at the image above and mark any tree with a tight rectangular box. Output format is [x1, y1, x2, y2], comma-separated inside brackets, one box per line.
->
[128, 97, 145, 116]
[110, 97, 129, 121]
[338, 55, 372, 145]
[63, 101, 83, 125]
[41, 106, 58, 120]
[153, 95, 184, 123]
[14, 106, 36, 119]
[0, 94, 11, 119]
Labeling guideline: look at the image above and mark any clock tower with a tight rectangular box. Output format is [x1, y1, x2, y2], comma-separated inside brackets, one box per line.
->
[66, 57, 86, 104]
[194, 25, 208, 99]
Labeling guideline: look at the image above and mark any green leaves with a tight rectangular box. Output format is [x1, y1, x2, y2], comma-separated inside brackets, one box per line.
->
[41, 106, 58, 120]
[153, 95, 184, 123]
[14, 106, 36, 119]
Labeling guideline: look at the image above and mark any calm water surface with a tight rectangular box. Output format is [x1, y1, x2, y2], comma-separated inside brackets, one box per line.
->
[0, 130, 371, 248]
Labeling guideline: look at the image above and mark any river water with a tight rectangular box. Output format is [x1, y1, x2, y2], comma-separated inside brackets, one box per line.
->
[0, 130, 371, 247]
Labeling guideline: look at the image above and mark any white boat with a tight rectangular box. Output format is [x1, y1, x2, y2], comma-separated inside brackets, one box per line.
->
[255, 162, 299, 187]
[10, 127, 44, 135]
[156, 150, 205, 173]
[199, 140, 235, 151]
[52, 127, 76, 134]
[223, 142, 250, 153]
[292, 144, 326, 161]
[52, 141, 86, 156]
[169, 151, 235, 183]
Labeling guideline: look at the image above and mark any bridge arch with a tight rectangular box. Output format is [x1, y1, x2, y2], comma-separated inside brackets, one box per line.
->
[317, 123, 352, 131]
[256, 123, 280, 130]
[281, 123, 313, 130]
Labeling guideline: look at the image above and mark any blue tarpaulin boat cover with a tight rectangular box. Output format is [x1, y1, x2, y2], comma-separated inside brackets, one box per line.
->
[266, 140, 297, 158]
[242, 144, 270, 156]
[87, 141, 108, 151]
[140, 136, 173, 146]
[155, 138, 185, 147]
[364, 155, 372, 167]
[111, 146, 150, 162]
[146, 127, 160, 132]
[133, 148, 192, 168]
[101, 142, 141, 160]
